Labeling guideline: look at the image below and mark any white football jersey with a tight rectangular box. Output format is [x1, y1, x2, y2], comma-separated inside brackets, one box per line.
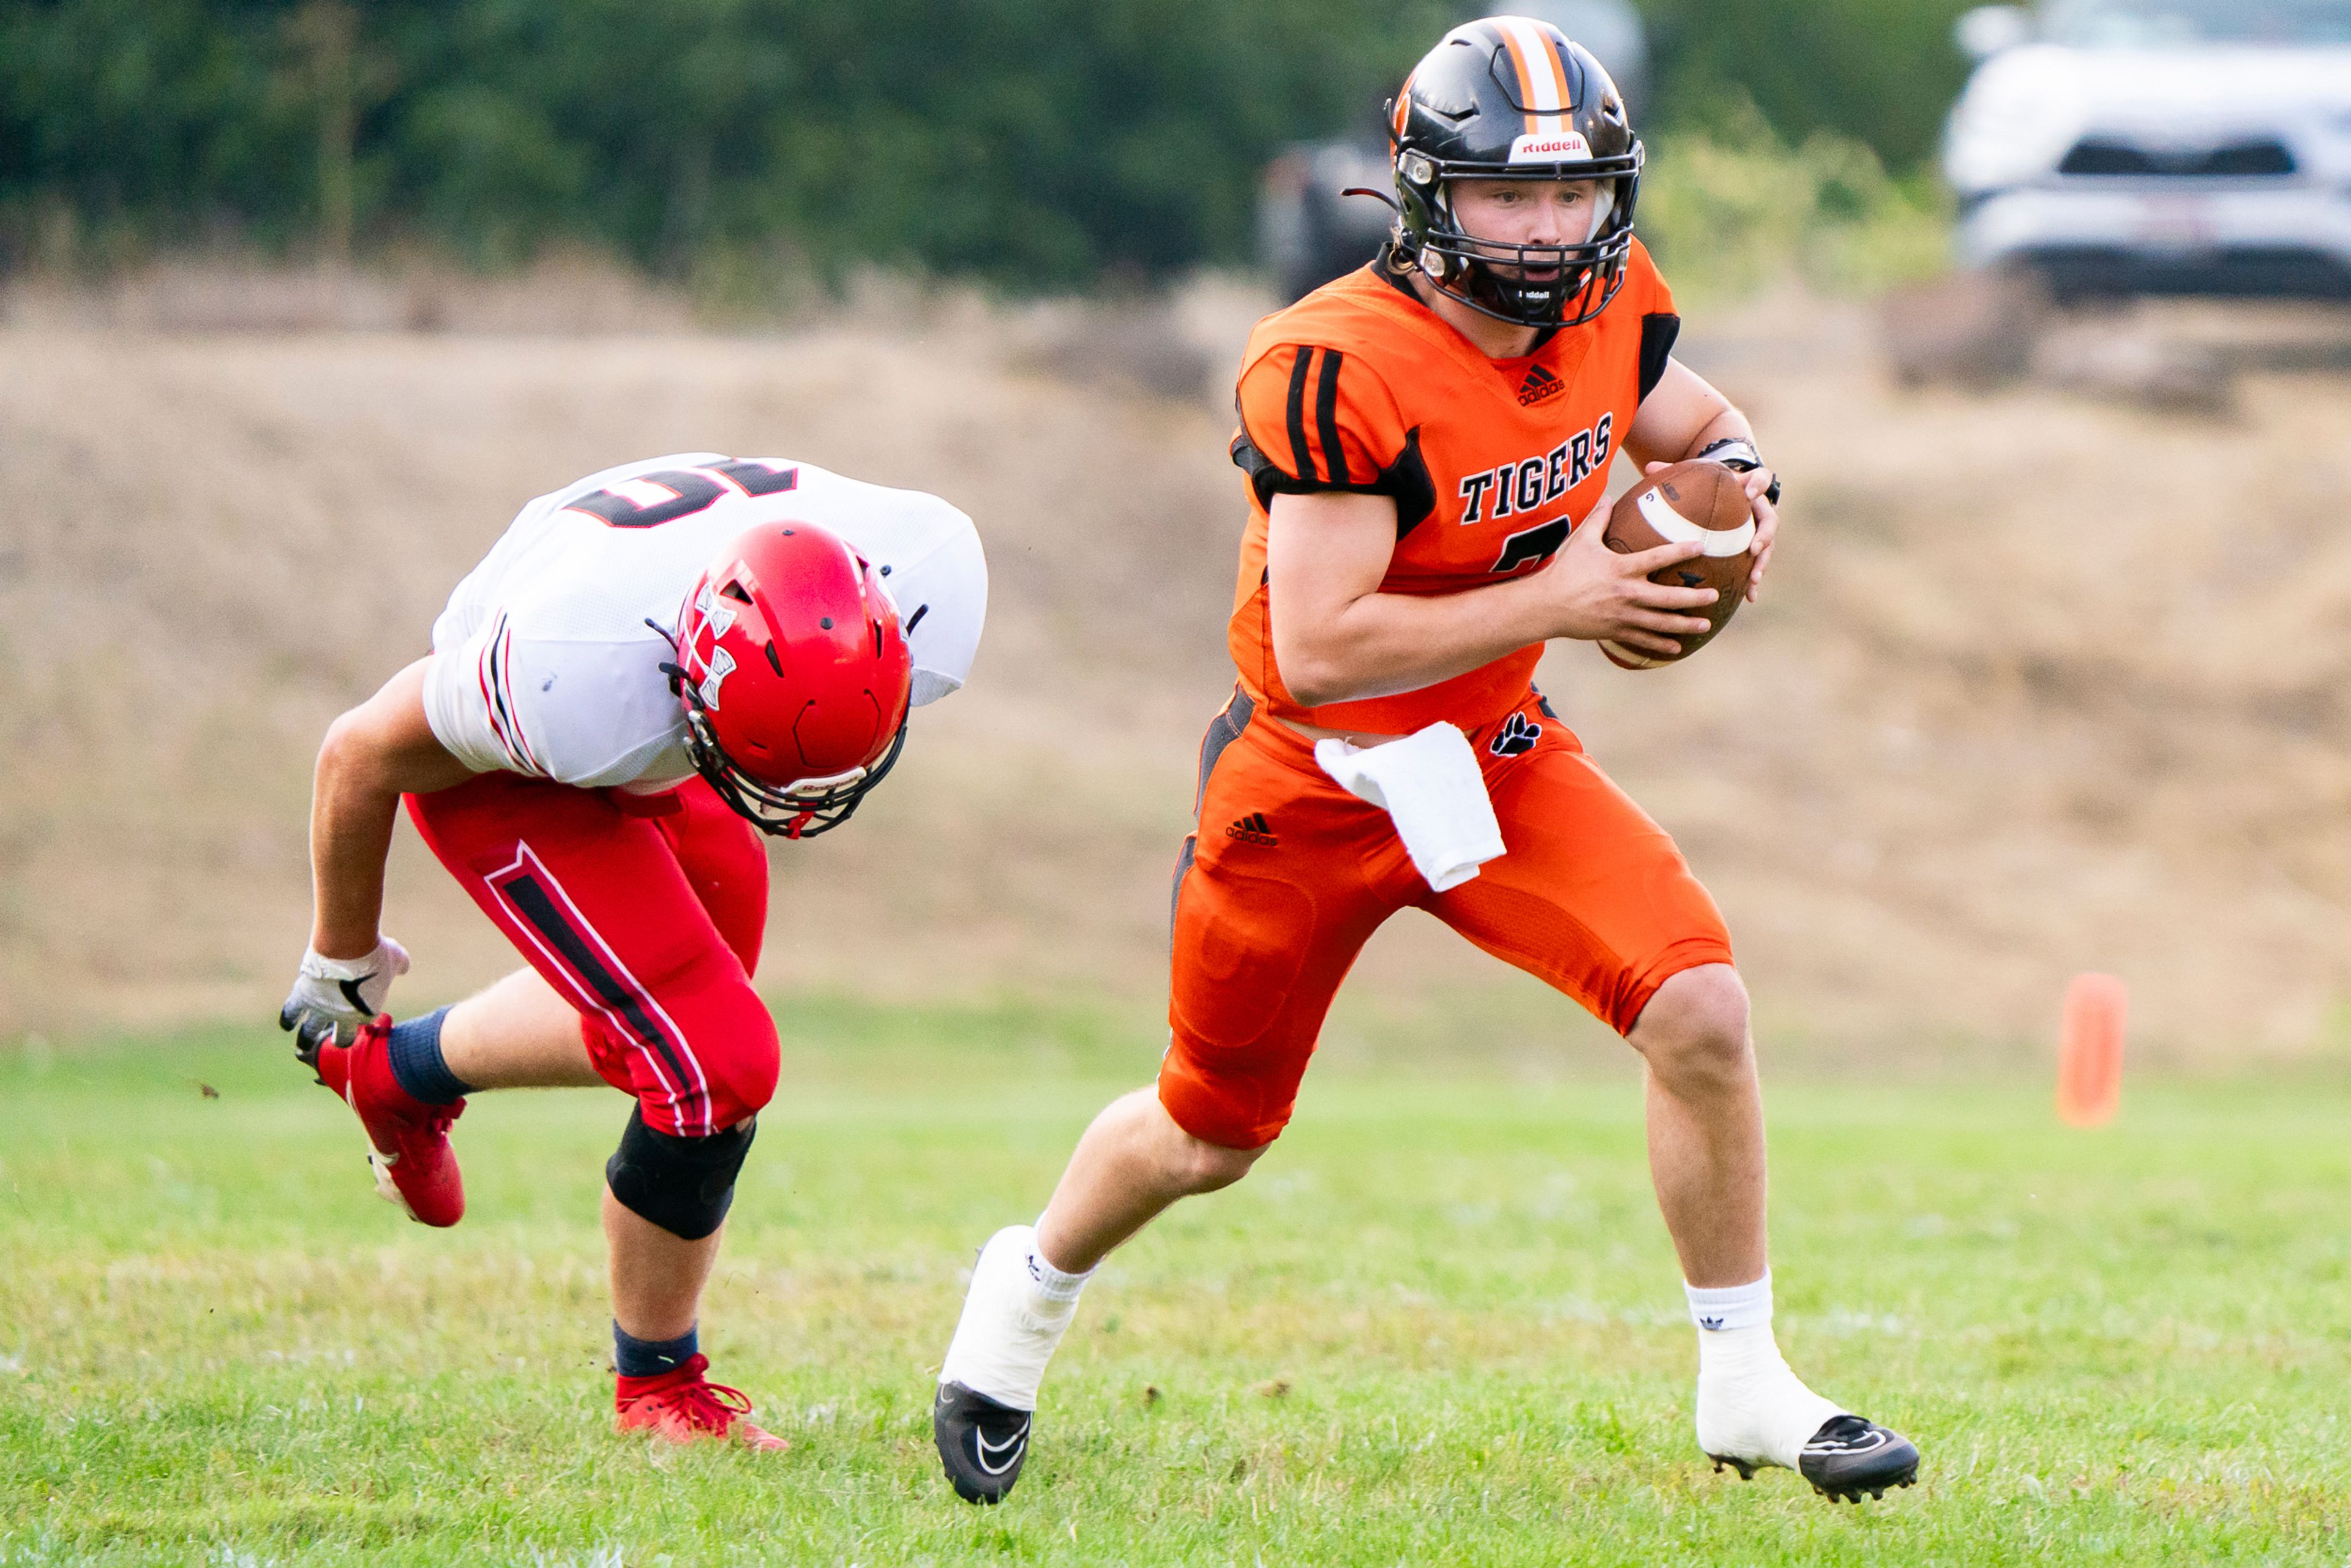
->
[423, 452, 986, 790]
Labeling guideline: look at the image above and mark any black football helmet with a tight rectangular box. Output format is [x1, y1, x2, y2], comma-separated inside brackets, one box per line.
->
[1384, 17, 1643, 329]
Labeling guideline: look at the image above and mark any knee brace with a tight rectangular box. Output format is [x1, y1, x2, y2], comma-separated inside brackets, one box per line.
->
[604, 1106, 756, 1240]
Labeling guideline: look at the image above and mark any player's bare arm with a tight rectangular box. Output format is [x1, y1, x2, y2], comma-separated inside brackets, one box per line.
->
[307, 658, 476, 959]
[1265, 489, 1714, 709]
[277, 658, 479, 1054]
[1626, 359, 1782, 601]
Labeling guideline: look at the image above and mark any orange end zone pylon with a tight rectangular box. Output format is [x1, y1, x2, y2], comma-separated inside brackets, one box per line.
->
[2056, 973, 2128, 1127]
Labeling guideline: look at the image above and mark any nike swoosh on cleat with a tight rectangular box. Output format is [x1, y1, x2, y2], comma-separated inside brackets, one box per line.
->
[973, 1424, 1029, 1475]
[1805, 1427, 1893, 1455]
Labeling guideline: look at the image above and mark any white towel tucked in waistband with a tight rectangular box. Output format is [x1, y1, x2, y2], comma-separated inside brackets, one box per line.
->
[1313, 722, 1505, 893]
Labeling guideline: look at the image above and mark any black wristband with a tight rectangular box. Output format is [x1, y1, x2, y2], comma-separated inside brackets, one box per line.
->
[1695, 438, 1781, 506]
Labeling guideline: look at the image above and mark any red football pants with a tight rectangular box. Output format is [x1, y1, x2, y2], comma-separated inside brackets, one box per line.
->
[1160, 688, 1736, 1149]
[404, 772, 777, 1136]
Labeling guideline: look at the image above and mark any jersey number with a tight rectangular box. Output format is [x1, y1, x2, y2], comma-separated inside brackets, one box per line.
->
[565, 460, 799, 527]
[1490, 518, 1570, 575]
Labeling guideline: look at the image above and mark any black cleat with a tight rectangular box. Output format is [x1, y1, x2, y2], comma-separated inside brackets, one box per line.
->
[1798, 1414, 1919, 1502]
[934, 1380, 1033, 1504]
[1706, 1416, 1919, 1502]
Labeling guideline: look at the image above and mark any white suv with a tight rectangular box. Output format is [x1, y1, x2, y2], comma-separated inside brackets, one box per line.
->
[1944, 0, 2351, 296]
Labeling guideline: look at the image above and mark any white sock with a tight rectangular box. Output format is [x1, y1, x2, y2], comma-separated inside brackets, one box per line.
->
[1024, 1221, 1093, 1304]
[1687, 1274, 1843, 1471]
[1685, 1272, 1774, 1332]
[938, 1224, 1084, 1412]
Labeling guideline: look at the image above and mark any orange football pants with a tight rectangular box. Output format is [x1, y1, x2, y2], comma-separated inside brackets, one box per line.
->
[1160, 687, 1735, 1149]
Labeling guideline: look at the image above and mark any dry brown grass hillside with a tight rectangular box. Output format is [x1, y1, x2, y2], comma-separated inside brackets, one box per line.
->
[6, 270, 2351, 1067]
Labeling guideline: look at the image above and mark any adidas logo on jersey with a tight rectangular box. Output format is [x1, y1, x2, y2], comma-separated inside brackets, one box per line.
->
[1225, 812, 1279, 847]
[1516, 364, 1564, 407]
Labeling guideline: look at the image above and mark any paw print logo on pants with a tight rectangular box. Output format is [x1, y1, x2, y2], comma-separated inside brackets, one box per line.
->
[1488, 712, 1540, 758]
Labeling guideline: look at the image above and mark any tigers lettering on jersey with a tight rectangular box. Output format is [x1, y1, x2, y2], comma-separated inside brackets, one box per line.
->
[1455, 412, 1612, 525]
[1225, 240, 1681, 736]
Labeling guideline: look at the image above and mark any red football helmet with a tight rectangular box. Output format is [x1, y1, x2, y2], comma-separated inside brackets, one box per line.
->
[661, 522, 913, 838]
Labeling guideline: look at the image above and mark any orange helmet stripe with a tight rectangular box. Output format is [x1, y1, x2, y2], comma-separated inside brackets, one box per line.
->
[1493, 17, 1573, 135]
[1392, 68, 1414, 140]
[1494, 22, 1543, 135]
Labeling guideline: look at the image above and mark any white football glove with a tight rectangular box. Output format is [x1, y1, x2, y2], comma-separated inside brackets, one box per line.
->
[278, 937, 410, 1059]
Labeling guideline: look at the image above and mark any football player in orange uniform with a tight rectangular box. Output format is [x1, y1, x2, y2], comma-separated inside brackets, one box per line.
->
[933, 18, 1918, 1506]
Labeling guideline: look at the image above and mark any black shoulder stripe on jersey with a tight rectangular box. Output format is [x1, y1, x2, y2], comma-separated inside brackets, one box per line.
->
[1230, 421, 1436, 539]
[1382, 427, 1436, 539]
[1639, 312, 1681, 403]
[1315, 348, 1349, 486]
[1284, 347, 1318, 483]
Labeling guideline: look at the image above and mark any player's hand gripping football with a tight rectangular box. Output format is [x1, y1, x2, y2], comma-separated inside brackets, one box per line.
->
[279, 937, 410, 1064]
[1646, 457, 1780, 603]
[1535, 508, 1718, 661]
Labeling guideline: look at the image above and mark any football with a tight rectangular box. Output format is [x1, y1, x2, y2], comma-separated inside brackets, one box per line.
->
[1597, 459, 1758, 670]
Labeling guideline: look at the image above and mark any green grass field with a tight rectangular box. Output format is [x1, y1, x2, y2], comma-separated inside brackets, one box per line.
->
[3, 1001, 2349, 1566]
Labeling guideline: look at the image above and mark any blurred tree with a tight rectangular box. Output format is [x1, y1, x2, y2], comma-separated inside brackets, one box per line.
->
[1633, 0, 1979, 171]
[0, 0, 304, 261]
[0, 0, 1974, 286]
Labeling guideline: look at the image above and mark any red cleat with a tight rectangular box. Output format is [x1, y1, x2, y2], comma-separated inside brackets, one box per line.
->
[615, 1354, 789, 1452]
[309, 1015, 466, 1228]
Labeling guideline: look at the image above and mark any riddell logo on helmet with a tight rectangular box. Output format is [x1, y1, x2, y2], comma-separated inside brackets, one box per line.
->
[1508, 131, 1591, 163]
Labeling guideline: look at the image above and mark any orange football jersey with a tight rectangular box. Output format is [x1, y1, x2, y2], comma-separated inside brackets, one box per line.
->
[1228, 239, 1680, 734]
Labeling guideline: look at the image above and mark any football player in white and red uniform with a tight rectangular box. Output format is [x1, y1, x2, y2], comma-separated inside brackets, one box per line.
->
[279, 453, 984, 1449]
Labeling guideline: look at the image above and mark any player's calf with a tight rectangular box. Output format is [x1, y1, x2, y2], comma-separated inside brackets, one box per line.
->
[598, 1106, 781, 1452]
[932, 1092, 1263, 1503]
